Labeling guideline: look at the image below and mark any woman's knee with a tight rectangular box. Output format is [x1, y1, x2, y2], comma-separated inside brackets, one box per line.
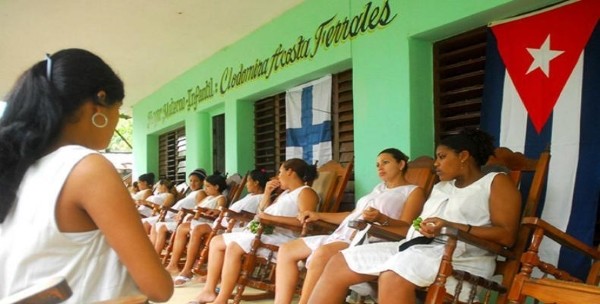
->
[210, 235, 225, 250]
[279, 241, 304, 261]
[323, 252, 347, 272]
[311, 244, 339, 262]
[158, 225, 168, 234]
[379, 270, 412, 288]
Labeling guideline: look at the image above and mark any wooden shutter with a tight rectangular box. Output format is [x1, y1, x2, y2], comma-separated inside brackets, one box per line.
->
[158, 126, 186, 184]
[433, 26, 487, 143]
[254, 92, 286, 176]
[332, 70, 355, 211]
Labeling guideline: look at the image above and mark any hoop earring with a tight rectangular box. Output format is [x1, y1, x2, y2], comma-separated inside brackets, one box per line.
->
[92, 113, 108, 128]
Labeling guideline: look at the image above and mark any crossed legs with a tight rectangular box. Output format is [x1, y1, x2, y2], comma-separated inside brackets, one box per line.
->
[274, 239, 349, 304]
[191, 234, 245, 304]
[307, 252, 377, 304]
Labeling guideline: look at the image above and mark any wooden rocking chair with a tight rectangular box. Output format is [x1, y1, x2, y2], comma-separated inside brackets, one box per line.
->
[506, 218, 600, 303]
[424, 147, 551, 304]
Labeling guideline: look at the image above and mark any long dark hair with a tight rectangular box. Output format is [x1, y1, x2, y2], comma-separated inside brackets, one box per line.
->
[379, 148, 409, 173]
[283, 158, 319, 184]
[0, 49, 124, 223]
[249, 169, 269, 190]
[205, 172, 228, 193]
[441, 128, 495, 166]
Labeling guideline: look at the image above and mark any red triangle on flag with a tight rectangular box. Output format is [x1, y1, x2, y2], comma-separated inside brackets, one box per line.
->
[491, 0, 600, 133]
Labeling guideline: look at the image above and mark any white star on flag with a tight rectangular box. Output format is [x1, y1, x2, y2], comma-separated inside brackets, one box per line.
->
[526, 34, 564, 77]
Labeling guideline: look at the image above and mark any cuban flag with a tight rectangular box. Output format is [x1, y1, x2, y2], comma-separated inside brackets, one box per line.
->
[481, 0, 600, 280]
[286, 75, 332, 165]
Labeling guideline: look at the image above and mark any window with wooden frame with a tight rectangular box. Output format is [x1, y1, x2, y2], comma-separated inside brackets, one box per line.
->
[433, 26, 487, 144]
[254, 69, 355, 210]
[158, 126, 187, 185]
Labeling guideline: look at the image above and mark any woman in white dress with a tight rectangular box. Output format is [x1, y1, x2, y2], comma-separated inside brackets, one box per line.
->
[144, 169, 207, 239]
[136, 179, 176, 218]
[160, 173, 228, 271]
[189, 159, 319, 304]
[274, 148, 427, 304]
[308, 129, 522, 304]
[0, 49, 173, 302]
[171, 169, 269, 285]
[132, 172, 155, 201]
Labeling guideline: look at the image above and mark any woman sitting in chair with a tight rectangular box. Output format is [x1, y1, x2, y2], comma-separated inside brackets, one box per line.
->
[132, 172, 155, 201]
[152, 172, 227, 255]
[189, 158, 319, 304]
[142, 169, 207, 234]
[136, 178, 176, 218]
[307, 128, 522, 304]
[171, 168, 269, 286]
[274, 148, 426, 304]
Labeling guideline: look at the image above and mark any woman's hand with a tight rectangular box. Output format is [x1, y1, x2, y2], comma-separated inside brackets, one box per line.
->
[362, 207, 381, 222]
[174, 211, 183, 222]
[419, 217, 447, 238]
[297, 210, 319, 223]
[265, 179, 281, 194]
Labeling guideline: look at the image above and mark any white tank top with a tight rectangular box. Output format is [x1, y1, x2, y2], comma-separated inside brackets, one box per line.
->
[0, 145, 139, 303]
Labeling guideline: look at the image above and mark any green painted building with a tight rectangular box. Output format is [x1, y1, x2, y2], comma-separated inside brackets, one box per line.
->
[132, 0, 562, 200]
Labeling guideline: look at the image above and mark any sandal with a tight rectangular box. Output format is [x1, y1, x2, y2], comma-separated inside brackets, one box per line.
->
[173, 275, 192, 287]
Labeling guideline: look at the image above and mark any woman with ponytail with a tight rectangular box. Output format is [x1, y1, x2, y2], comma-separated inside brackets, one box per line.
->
[0, 49, 173, 303]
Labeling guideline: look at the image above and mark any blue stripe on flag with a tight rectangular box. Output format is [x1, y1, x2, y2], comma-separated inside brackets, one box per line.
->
[558, 24, 600, 280]
[481, 29, 505, 147]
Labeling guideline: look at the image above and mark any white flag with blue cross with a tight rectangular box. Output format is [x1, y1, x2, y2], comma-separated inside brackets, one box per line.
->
[285, 75, 332, 165]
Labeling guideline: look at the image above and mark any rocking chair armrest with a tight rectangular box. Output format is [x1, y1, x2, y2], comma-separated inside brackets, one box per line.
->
[180, 207, 196, 215]
[1, 276, 72, 304]
[225, 210, 256, 223]
[364, 223, 405, 241]
[303, 220, 339, 235]
[439, 226, 515, 259]
[348, 219, 405, 241]
[160, 205, 179, 214]
[522, 217, 600, 260]
[258, 217, 303, 233]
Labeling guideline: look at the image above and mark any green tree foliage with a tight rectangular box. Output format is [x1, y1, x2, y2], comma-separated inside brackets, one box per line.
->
[107, 116, 133, 152]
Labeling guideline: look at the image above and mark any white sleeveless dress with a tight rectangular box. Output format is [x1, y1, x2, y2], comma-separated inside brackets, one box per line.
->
[302, 183, 417, 264]
[0, 145, 139, 303]
[190, 194, 225, 229]
[147, 190, 201, 230]
[137, 192, 172, 217]
[218, 193, 263, 228]
[222, 186, 310, 259]
[132, 188, 151, 200]
[341, 173, 500, 301]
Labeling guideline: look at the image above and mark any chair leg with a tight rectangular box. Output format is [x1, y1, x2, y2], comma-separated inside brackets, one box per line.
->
[161, 230, 176, 265]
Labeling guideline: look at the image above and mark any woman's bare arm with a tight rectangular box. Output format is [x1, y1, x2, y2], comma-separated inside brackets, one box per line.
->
[57, 154, 173, 302]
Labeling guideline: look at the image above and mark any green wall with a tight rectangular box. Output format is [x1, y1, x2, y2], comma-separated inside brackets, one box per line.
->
[132, 0, 562, 198]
